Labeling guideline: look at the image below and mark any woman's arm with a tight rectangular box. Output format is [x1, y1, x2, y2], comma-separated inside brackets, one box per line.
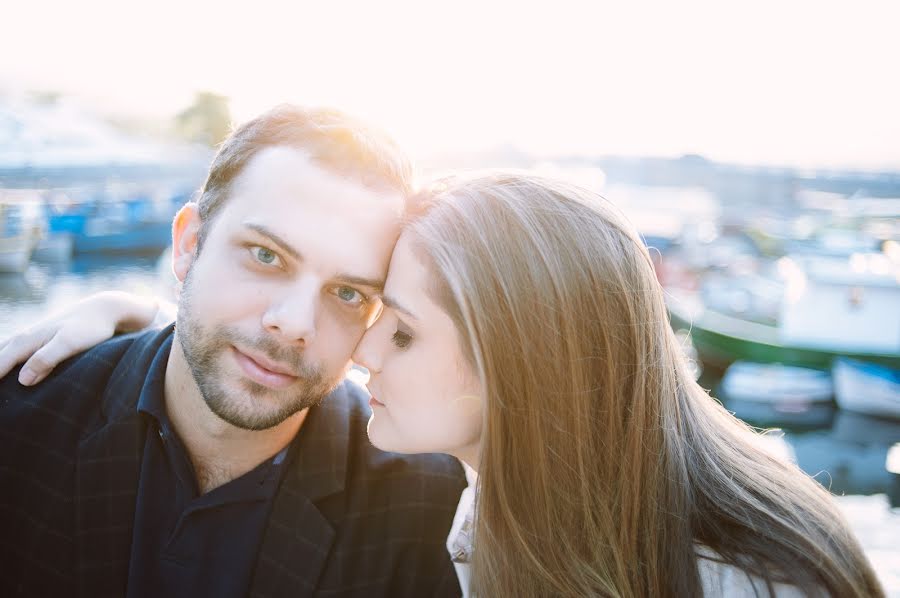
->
[0, 291, 173, 386]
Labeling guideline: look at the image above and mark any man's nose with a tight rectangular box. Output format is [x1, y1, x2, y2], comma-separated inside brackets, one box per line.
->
[261, 277, 319, 344]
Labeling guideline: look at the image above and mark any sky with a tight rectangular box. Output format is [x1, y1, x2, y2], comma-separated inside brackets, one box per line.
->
[2, 0, 899, 170]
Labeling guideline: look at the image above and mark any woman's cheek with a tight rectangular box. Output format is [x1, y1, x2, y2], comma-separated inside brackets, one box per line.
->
[455, 395, 484, 444]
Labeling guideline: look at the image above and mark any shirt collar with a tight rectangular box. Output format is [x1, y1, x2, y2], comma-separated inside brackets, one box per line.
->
[135, 331, 173, 431]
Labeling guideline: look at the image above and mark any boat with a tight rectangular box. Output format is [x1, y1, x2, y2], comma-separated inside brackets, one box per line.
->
[667, 292, 900, 371]
[73, 218, 172, 254]
[832, 358, 900, 421]
[0, 234, 35, 273]
[42, 194, 179, 255]
[32, 232, 74, 261]
[722, 398, 836, 430]
[0, 194, 45, 273]
[719, 361, 833, 403]
[666, 253, 900, 372]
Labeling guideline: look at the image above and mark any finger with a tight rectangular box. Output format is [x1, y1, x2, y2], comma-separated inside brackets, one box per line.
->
[0, 330, 50, 380]
[19, 334, 78, 386]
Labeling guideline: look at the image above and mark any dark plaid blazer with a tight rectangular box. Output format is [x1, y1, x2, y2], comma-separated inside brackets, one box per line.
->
[0, 326, 466, 598]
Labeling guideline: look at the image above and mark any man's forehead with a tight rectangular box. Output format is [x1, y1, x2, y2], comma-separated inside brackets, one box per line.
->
[230, 145, 295, 180]
[209, 145, 402, 276]
[231, 145, 401, 206]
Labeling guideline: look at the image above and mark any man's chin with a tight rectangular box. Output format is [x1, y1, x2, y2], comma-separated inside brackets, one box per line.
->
[199, 374, 337, 431]
[203, 395, 303, 431]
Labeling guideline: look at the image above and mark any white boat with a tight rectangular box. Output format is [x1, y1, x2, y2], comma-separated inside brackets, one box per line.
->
[832, 358, 900, 421]
[719, 361, 834, 404]
[0, 196, 44, 273]
[0, 234, 35, 273]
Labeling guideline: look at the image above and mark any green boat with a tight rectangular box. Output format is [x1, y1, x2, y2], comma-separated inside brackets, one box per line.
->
[666, 291, 900, 373]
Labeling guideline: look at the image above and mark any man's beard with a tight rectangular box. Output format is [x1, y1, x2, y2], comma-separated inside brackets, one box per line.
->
[175, 272, 342, 431]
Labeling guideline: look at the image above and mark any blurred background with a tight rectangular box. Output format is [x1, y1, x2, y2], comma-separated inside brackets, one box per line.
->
[2, 0, 898, 592]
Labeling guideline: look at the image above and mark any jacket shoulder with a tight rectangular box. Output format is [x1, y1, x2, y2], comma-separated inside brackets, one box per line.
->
[0, 327, 169, 432]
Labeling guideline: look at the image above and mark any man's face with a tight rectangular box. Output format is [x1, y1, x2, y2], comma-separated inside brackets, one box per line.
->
[174, 146, 403, 430]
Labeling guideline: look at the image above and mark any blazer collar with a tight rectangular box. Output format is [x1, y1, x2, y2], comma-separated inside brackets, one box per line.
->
[249, 380, 358, 597]
[285, 380, 356, 501]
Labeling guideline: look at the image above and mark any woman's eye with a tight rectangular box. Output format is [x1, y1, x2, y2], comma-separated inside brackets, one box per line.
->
[391, 330, 412, 349]
[336, 286, 364, 305]
[250, 246, 280, 266]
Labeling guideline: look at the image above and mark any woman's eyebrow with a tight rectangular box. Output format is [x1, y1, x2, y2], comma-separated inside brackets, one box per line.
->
[381, 294, 418, 320]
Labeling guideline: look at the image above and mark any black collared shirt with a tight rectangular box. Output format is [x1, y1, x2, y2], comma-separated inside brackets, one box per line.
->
[126, 334, 295, 598]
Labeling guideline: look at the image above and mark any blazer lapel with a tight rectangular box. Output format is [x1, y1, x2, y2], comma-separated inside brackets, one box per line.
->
[75, 416, 144, 598]
[74, 326, 173, 598]
[249, 383, 355, 598]
[248, 484, 336, 598]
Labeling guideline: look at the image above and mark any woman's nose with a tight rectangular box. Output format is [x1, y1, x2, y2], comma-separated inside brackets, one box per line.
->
[351, 326, 381, 373]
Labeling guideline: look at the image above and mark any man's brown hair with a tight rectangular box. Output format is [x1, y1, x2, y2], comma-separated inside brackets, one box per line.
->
[196, 104, 413, 248]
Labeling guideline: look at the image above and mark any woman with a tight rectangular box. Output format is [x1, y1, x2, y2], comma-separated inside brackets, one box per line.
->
[0, 173, 883, 597]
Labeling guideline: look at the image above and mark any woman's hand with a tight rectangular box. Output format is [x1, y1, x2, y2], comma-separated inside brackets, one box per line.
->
[0, 291, 162, 386]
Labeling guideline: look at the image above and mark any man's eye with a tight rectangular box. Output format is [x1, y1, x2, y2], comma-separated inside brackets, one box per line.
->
[336, 286, 364, 305]
[250, 246, 280, 266]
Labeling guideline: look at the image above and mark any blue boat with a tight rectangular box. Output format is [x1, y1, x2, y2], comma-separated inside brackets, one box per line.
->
[43, 193, 184, 255]
[833, 358, 900, 421]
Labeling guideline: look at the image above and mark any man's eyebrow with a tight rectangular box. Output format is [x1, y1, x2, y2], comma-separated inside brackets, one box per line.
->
[381, 294, 418, 321]
[335, 274, 384, 292]
[243, 223, 302, 261]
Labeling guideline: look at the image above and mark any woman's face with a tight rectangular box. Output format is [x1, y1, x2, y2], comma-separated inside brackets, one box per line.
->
[352, 233, 483, 465]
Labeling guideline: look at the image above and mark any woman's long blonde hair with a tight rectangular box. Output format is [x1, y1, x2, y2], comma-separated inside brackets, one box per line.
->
[405, 172, 883, 597]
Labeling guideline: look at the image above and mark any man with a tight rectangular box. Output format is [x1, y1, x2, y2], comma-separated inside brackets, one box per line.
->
[0, 106, 466, 597]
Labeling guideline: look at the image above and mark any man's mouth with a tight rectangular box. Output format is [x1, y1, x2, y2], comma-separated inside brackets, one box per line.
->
[230, 346, 299, 389]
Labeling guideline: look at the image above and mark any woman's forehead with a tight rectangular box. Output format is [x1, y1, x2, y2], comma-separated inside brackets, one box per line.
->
[383, 236, 440, 320]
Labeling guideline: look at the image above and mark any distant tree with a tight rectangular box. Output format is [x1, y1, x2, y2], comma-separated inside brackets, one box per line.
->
[175, 92, 231, 146]
[28, 90, 63, 105]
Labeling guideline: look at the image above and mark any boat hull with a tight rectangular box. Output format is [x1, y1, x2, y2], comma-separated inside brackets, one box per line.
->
[832, 358, 900, 421]
[72, 221, 172, 255]
[667, 300, 900, 372]
[0, 235, 35, 273]
[719, 361, 833, 403]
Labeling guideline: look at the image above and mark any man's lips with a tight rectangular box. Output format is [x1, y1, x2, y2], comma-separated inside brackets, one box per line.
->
[230, 346, 299, 389]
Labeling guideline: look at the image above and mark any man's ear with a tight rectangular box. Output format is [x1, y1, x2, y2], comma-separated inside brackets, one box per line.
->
[172, 202, 202, 282]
